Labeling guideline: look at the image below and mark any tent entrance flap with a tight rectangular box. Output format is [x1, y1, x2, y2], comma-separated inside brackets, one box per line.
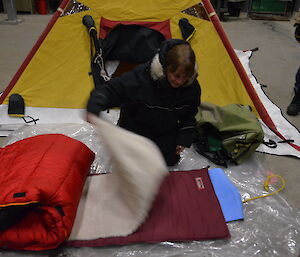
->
[100, 24, 166, 64]
[86, 18, 168, 87]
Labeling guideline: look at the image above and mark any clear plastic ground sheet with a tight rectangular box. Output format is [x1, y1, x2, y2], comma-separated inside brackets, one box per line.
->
[2, 118, 300, 257]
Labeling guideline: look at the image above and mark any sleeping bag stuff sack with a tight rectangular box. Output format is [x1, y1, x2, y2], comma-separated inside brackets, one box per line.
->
[0, 134, 95, 251]
[67, 168, 230, 247]
[194, 102, 264, 167]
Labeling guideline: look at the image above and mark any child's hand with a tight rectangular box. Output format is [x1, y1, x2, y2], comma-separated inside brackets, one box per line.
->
[176, 145, 185, 155]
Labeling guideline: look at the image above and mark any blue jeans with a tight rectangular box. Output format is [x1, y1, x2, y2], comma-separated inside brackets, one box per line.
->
[295, 67, 300, 90]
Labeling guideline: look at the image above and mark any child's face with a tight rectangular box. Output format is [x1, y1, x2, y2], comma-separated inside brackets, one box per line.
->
[166, 66, 189, 88]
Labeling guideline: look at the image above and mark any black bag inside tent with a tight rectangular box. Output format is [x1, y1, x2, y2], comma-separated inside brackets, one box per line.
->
[89, 24, 165, 88]
[101, 24, 165, 64]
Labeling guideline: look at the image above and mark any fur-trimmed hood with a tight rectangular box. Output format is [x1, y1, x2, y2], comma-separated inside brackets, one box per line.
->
[149, 53, 198, 87]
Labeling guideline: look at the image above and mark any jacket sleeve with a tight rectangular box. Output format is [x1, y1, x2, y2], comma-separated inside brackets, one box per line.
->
[86, 67, 142, 115]
[176, 81, 201, 147]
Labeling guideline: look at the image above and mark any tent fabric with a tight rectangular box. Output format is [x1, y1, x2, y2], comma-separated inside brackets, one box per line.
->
[0, 0, 299, 155]
[0, 134, 95, 251]
[0, 2, 256, 113]
[79, 0, 201, 21]
[236, 50, 300, 155]
[209, 168, 244, 222]
[169, 13, 256, 113]
[67, 168, 230, 247]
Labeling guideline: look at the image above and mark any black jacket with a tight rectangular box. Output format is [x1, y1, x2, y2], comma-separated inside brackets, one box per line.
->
[87, 53, 201, 150]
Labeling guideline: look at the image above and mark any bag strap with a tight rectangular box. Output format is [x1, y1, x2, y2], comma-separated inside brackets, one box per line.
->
[262, 139, 277, 148]
[262, 139, 295, 148]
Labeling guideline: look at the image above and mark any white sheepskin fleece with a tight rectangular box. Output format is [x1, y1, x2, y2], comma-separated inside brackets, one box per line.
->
[69, 114, 168, 240]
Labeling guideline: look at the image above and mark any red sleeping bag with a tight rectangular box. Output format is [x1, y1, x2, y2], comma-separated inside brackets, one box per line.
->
[67, 168, 230, 247]
[0, 134, 95, 251]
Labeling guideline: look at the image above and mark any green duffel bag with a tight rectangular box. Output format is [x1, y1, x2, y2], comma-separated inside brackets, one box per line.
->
[194, 102, 264, 167]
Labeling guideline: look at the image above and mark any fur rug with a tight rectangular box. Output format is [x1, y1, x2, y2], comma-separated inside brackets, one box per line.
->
[69, 114, 168, 240]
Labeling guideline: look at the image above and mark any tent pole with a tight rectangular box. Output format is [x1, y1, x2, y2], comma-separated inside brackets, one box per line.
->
[0, 0, 70, 104]
[201, 0, 300, 151]
[202, 0, 275, 128]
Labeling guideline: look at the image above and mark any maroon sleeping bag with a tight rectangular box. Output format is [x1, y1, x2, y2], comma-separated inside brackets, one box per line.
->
[0, 134, 95, 251]
[67, 168, 230, 247]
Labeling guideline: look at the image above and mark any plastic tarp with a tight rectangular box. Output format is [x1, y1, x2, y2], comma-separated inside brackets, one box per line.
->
[2, 119, 300, 257]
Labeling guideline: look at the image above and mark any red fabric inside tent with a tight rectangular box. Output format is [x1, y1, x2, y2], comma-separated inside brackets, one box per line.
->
[99, 17, 172, 39]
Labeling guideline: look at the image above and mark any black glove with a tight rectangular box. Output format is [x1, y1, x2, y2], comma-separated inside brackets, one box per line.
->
[86, 89, 108, 115]
[179, 18, 195, 41]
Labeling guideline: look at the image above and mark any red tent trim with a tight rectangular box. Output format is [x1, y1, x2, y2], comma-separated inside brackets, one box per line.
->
[202, 0, 299, 151]
[202, 0, 274, 128]
[0, 0, 70, 104]
[99, 17, 172, 40]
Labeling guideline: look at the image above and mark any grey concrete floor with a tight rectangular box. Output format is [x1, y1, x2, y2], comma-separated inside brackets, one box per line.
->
[0, 11, 300, 256]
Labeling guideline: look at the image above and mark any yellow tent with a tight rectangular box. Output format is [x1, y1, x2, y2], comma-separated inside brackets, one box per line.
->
[2, 0, 297, 151]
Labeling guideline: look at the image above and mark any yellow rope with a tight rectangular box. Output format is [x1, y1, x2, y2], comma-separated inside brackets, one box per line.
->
[242, 174, 286, 203]
[88, 27, 97, 34]
[186, 29, 196, 42]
